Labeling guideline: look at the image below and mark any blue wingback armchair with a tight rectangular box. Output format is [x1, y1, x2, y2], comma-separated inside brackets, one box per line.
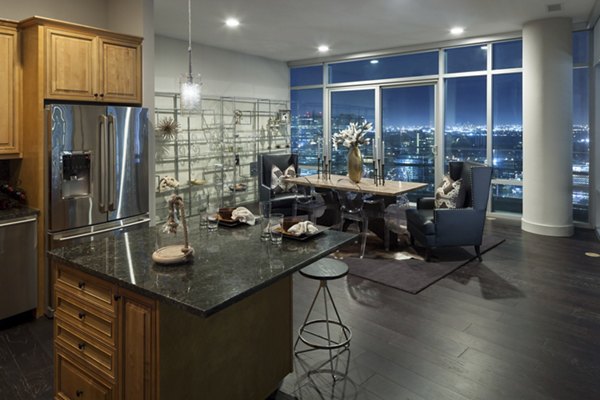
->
[405, 161, 493, 261]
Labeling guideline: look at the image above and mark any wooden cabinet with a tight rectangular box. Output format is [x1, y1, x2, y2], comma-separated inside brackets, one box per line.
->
[53, 261, 157, 400]
[119, 290, 157, 400]
[45, 25, 142, 104]
[0, 21, 21, 158]
[46, 28, 97, 101]
[99, 37, 142, 103]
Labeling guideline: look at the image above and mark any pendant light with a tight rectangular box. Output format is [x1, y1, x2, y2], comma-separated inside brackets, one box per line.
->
[180, 0, 202, 115]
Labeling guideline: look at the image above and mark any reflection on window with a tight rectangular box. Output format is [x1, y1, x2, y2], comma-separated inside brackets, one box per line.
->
[445, 45, 487, 73]
[290, 65, 323, 87]
[492, 73, 522, 181]
[329, 52, 438, 84]
[491, 184, 522, 214]
[444, 76, 487, 164]
[291, 89, 323, 174]
[330, 90, 375, 175]
[382, 85, 435, 200]
[573, 66, 589, 222]
[493, 40, 522, 69]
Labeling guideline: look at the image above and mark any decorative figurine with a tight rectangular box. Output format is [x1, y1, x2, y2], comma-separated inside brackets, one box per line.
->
[152, 195, 194, 264]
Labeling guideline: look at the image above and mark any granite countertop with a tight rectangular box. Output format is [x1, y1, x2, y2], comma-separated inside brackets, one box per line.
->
[49, 223, 357, 317]
[0, 207, 39, 222]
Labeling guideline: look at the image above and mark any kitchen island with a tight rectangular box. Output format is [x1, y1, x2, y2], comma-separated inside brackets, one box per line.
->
[49, 223, 356, 400]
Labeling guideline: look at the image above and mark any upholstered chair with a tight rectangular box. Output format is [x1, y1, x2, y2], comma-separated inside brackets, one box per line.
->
[258, 153, 301, 216]
[405, 161, 493, 261]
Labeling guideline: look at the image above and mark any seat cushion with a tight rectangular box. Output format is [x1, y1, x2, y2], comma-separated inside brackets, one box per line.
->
[405, 208, 435, 235]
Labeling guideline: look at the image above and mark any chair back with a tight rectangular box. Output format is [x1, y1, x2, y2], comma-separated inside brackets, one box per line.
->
[336, 190, 365, 215]
[448, 161, 492, 210]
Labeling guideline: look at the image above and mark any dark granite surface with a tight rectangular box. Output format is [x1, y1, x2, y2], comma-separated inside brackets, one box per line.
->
[0, 207, 39, 222]
[49, 222, 356, 317]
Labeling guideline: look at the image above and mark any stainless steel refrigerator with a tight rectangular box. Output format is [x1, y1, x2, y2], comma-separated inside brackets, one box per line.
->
[45, 104, 150, 311]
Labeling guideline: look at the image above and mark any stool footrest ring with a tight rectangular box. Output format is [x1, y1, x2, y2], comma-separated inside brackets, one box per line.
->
[297, 319, 352, 350]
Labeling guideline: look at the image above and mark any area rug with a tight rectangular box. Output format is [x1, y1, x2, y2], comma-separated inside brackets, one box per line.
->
[334, 234, 505, 294]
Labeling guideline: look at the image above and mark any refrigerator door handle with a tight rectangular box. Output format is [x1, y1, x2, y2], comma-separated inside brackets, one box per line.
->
[98, 115, 108, 213]
[52, 217, 151, 241]
[108, 115, 117, 212]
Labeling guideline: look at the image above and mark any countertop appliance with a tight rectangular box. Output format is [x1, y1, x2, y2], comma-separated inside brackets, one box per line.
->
[46, 104, 150, 313]
[0, 215, 37, 320]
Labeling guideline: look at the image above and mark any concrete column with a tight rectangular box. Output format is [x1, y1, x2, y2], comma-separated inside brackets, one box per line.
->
[522, 18, 574, 236]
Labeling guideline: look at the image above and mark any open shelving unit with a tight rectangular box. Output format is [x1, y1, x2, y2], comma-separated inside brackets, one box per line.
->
[154, 92, 290, 223]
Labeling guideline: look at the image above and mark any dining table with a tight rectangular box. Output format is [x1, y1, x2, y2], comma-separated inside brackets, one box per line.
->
[285, 174, 427, 197]
[285, 174, 428, 249]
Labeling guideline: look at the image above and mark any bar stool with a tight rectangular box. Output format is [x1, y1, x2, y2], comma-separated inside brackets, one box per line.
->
[294, 258, 352, 380]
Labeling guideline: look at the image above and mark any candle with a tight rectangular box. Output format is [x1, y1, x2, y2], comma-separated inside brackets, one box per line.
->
[373, 139, 377, 162]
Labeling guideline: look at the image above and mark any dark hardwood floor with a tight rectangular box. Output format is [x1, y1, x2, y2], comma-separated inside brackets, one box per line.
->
[2, 219, 600, 399]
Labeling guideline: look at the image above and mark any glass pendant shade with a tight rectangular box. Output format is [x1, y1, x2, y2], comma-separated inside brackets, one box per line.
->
[180, 73, 202, 115]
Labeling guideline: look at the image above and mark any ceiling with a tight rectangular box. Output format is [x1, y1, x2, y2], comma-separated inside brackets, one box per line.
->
[154, 0, 599, 63]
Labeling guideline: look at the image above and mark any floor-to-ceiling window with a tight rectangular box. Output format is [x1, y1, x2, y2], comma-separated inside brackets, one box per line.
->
[444, 76, 487, 163]
[572, 31, 590, 222]
[290, 65, 323, 175]
[289, 31, 591, 223]
[329, 89, 375, 175]
[490, 40, 523, 214]
[382, 84, 435, 200]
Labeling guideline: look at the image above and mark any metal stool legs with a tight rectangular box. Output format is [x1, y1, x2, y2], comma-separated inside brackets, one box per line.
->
[294, 279, 352, 380]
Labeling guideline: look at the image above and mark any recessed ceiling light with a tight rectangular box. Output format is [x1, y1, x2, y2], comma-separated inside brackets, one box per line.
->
[225, 18, 240, 28]
[370, 59, 379, 64]
[318, 45, 330, 53]
[450, 27, 464, 35]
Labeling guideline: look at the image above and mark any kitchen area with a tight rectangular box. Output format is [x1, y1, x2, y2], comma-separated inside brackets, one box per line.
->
[0, 11, 353, 400]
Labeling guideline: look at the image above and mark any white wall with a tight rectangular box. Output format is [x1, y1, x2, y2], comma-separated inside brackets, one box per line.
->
[0, 0, 108, 27]
[155, 35, 289, 100]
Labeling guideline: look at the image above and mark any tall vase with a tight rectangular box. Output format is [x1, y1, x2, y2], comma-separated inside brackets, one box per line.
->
[347, 145, 363, 183]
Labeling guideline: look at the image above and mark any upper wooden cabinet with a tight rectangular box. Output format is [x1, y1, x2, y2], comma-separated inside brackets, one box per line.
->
[22, 17, 142, 105]
[0, 21, 21, 159]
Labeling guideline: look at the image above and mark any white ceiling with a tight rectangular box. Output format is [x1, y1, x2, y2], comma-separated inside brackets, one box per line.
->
[154, 0, 598, 63]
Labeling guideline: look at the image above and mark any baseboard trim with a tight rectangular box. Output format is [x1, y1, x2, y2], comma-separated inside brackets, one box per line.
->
[521, 218, 574, 237]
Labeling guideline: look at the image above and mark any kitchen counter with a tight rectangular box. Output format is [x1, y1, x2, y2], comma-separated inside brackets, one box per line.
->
[0, 206, 39, 222]
[49, 222, 356, 317]
[49, 222, 357, 399]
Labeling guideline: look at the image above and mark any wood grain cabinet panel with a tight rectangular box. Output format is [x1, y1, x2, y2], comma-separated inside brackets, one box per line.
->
[119, 289, 157, 400]
[100, 38, 141, 103]
[46, 28, 97, 101]
[40, 22, 142, 104]
[56, 346, 115, 400]
[0, 24, 20, 158]
[53, 261, 157, 400]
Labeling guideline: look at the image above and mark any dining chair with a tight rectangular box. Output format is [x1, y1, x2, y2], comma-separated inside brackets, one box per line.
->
[335, 190, 369, 259]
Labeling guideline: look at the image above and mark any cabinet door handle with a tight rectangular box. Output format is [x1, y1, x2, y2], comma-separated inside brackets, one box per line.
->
[94, 93, 99, 97]
[100, 93, 104, 98]
[78, 312, 86, 320]
[76, 389, 83, 397]
[78, 342, 86, 350]
[114, 294, 121, 301]
[78, 281, 86, 289]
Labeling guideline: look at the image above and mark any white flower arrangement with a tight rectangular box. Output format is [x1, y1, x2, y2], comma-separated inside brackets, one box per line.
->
[332, 121, 373, 151]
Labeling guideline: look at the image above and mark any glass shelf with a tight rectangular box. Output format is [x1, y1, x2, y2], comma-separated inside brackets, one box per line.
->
[154, 92, 290, 224]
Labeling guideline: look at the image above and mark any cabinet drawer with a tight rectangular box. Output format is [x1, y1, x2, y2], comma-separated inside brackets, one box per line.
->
[55, 346, 115, 400]
[55, 266, 116, 315]
[55, 289, 117, 346]
[56, 320, 116, 380]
